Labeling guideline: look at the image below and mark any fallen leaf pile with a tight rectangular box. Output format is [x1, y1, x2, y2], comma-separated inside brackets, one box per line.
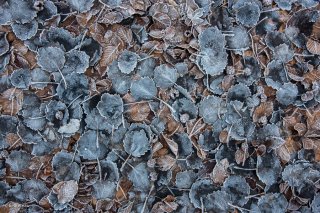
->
[0, 0, 320, 212]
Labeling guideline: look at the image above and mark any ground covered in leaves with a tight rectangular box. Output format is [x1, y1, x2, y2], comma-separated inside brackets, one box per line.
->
[1, 0, 320, 212]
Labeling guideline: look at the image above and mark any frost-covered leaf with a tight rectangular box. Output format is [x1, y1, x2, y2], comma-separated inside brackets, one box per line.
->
[58, 119, 80, 134]
[257, 152, 282, 186]
[136, 55, 156, 77]
[130, 77, 157, 100]
[123, 123, 151, 157]
[99, 0, 122, 8]
[275, 0, 296, 10]
[97, 93, 123, 129]
[52, 180, 78, 204]
[199, 95, 225, 125]
[7, 179, 49, 202]
[100, 159, 119, 182]
[56, 73, 89, 104]
[30, 68, 50, 89]
[226, 26, 250, 51]
[222, 176, 250, 207]
[0, 181, 10, 205]
[189, 179, 215, 209]
[172, 98, 198, 122]
[0, 32, 9, 56]
[92, 180, 116, 199]
[6, 150, 31, 172]
[11, 20, 38, 40]
[235, 2, 261, 27]
[205, 191, 230, 213]
[198, 51, 228, 76]
[45, 100, 69, 127]
[8, 0, 37, 24]
[265, 60, 289, 90]
[172, 133, 193, 158]
[67, 0, 94, 12]
[282, 161, 320, 196]
[199, 26, 225, 53]
[128, 162, 150, 191]
[77, 130, 109, 160]
[273, 44, 294, 63]
[175, 171, 197, 189]
[117, 50, 139, 74]
[297, 0, 318, 8]
[37, 47, 66, 72]
[52, 151, 81, 181]
[62, 50, 90, 74]
[257, 124, 285, 148]
[10, 68, 32, 89]
[257, 193, 288, 213]
[276, 82, 298, 106]
[17, 123, 44, 145]
[312, 193, 320, 213]
[154, 64, 178, 89]
[37, 0, 57, 22]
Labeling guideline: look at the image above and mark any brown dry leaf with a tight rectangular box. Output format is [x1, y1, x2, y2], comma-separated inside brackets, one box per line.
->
[114, 25, 133, 47]
[155, 154, 176, 171]
[163, 135, 178, 157]
[100, 44, 120, 67]
[253, 101, 274, 123]
[210, 158, 229, 184]
[151, 198, 178, 213]
[52, 180, 78, 204]
[0, 202, 22, 213]
[0, 88, 23, 115]
[128, 103, 150, 122]
[306, 39, 320, 55]
[275, 145, 291, 163]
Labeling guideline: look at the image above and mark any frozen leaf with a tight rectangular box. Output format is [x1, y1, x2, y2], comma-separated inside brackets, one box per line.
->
[37, 0, 57, 22]
[222, 176, 250, 207]
[257, 193, 288, 213]
[8, 0, 37, 24]
[117, 50, 139, 74]
[52, 151, 81, 181]
[92, 180, 116, 199]
[257, 152, 282, 186]
[6, 150, 31, 172]
[130, 77, 157, 100]
[83, 100, 113, 131]
[257, 124, 285, 148]
[199, 95, 225, 125]
[226, 26, 250, 51]
[128, 162, 150, 191]
[172, 98, 198, 122]
[199, 26, 225, 53]
[265, 60, 289, 90]
[235, 2, 261, 27]
[17, 123, 44, 145]
[100, 159, 119, 182]
[67, 0, 94, 12]
[172, 133, 193, 158]
[123, 123, 151, 157]
[282, 161, 320, 196]
[45, 100, 69, 127]
[154, 64, 178, 89]
[297, 0, 318, 8]
[227, 83, 251, 103]
[175, 171, 197, 189]
[273, 44, 294, 63]
[56, 73, 89, 104]
[189, 179, 215, 209]
[52, 180, 78, 204]
[45, 27, 80, 52]
[205, 191, 231, 213]
[107, 61, 131, 95]
[276, 82, 298, 106]
[37, 47, 66, 72]
[10, 69, 32, 89]
[197, 51, 228, 76]
[0, 32, 9, 56]
[97, 93, 123, 129]
[11, 20, 38, 40]
[0, 181, 10, 205]
[77, 130, 109, 160]
[30, 68, 50, 89]
[237, 57, 261, 86]
[7, 179, 49, 202]
[136, 55, 156, 78]
[311, 193, 320, 213]
[99, 0, 122, 8]
[58, 119, 80, 134]
[62, 49, 90, 74]
[275, 0, 296, 10]
[265, 31, 289, 51]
